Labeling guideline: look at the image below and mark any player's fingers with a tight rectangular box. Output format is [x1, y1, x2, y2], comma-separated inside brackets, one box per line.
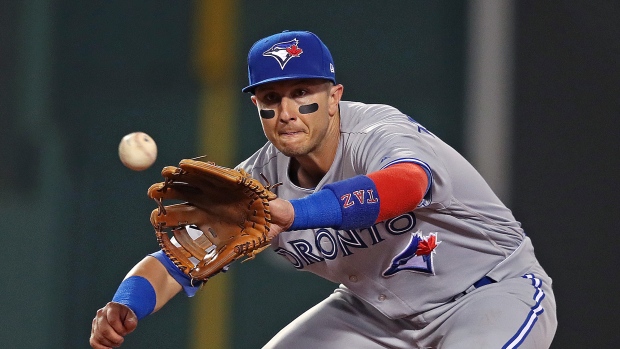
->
[90, 324, 123, 348]
[90, 305, 125, 348]
[89, 334, 114, 349]
[106, 302, 137, 336]
[121, 306, 138, 334]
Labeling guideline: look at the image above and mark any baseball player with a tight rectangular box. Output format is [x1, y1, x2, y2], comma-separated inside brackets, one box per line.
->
[90, 30, 557, 348]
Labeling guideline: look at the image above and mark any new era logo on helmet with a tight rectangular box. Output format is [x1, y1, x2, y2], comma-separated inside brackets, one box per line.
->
[263, 38, 303, 69]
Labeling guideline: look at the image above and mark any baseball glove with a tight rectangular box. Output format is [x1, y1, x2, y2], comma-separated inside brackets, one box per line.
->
[147, 159, 279, 282]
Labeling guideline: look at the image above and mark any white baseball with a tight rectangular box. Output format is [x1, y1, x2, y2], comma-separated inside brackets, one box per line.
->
[118, 132, 158, 171]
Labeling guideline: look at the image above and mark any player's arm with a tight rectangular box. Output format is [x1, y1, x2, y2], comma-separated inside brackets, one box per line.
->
[269, 162, 429, 233]
[90, 255, 183, 349]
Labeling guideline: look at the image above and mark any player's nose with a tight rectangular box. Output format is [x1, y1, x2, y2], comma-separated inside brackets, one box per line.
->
[278, 97, 298, 122]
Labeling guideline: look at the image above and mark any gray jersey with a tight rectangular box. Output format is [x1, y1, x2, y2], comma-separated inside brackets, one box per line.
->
[237, 101, 538, 319]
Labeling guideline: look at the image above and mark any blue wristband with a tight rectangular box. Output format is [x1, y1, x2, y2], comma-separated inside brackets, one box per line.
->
[323, 175, 380, 229]
[112, 276, 156, 320]
[289, 175, 381, 231]
[289, 189, 342, 230]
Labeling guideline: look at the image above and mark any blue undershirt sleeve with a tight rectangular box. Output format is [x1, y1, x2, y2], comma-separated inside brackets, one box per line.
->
[149, 250, 203, 297]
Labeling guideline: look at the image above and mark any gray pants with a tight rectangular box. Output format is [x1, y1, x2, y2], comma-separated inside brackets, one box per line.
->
[263, 271, 557, 348]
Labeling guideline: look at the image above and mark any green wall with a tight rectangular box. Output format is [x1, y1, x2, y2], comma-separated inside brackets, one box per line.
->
[3, 2, 619, 348]
[0, 2, 465, 348]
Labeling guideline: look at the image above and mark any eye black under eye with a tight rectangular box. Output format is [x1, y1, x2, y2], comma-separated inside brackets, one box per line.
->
[260, 109, 275, 119]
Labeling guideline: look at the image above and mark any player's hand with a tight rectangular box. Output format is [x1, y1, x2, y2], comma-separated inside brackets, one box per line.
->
[90, 302, 138, 349]
[266, 198, 295, 238]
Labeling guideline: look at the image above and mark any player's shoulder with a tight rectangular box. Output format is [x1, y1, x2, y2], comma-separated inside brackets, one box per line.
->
[236, 141, 279, 175]
[339, 100, 414, 133]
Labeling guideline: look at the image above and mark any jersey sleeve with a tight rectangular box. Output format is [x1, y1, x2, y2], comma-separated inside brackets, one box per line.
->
[347, 108, 451, 207]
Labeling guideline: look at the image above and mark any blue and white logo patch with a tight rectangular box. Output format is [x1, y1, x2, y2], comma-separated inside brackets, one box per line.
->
[383, 231, 440, 277]
[263, 38, 303, 69]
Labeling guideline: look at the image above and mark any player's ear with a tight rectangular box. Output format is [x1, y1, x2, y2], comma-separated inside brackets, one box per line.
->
[251, 95, 258, 106]
[328, 84, 343, 116]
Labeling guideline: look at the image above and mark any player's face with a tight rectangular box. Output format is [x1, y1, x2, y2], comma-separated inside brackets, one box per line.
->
[251, 79, 343, 158]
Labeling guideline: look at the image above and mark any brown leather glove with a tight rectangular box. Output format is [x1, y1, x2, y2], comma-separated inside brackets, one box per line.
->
[148, 159, 278, 283]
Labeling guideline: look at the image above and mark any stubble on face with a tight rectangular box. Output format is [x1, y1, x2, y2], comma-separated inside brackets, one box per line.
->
[256, 80, 335, 159]
[275, 118, 329, 158]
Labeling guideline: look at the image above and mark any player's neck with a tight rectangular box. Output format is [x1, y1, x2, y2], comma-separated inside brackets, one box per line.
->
[289, 159, 326, 189]
[290, 118, 340, 189]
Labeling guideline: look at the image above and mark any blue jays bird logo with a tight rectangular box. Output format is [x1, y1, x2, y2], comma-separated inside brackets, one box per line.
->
[263, 39, 303, 69]
[383, 231, 440, 277]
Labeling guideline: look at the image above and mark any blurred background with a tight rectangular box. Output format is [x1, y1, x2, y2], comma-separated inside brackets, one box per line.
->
[1, 1, 618, 348]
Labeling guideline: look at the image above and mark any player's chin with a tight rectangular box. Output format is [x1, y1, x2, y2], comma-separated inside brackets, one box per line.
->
[278, 144, 311, 158]
[274, 139, 310, 156]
